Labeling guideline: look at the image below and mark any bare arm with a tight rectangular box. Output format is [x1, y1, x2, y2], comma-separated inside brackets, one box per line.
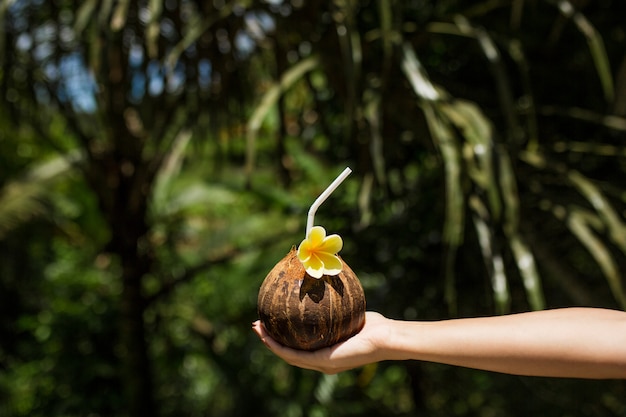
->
[252, 308, 626, 378]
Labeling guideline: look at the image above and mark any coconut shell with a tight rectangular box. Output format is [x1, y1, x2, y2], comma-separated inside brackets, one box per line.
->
[257, 247, 366, 351]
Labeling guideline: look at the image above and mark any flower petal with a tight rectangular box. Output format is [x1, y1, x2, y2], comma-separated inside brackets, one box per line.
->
[297, 239, 312, 261]
[319, 234, 343, 254]
[304, 254, 324, 278]
[317, 252, 343, 275]
[307, 226, 326, 246]
[297, 226, 344, 278]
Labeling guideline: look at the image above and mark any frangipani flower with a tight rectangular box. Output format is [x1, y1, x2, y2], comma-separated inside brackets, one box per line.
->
[297, 226, 343, 279]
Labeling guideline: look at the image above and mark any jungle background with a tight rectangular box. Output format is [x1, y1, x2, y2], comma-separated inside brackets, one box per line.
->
[1, 0, 626, 416]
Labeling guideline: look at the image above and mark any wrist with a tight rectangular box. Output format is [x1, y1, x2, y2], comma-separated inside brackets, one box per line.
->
[381, 319, 432, 362]
[376, 318, 412, 361]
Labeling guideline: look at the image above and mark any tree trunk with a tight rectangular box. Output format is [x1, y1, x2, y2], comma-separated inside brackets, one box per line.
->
[120, 254, 155, 417]
[97, 169, 156, 417]
[85, 149, 157, 416]
[89, 27, 158, 417]
[84, 133, 157, 417]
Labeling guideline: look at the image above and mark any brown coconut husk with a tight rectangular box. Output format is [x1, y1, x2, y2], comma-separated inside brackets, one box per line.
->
[257, 247, 366, 351]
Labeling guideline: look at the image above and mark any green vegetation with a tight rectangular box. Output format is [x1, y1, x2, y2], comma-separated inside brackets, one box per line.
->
[1, 1, 625, 416]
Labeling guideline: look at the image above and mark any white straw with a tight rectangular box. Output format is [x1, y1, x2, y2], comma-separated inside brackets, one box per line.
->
[306, 167, 352, 237]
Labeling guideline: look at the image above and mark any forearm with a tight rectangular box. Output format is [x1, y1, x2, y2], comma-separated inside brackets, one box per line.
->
[383, 307, 626, 379]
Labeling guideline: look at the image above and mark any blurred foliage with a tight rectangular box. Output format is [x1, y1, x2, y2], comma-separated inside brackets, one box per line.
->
[1, 0, 626, 416]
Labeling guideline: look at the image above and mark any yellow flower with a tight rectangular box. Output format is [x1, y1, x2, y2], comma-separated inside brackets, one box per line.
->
[297, 226, 343, 279]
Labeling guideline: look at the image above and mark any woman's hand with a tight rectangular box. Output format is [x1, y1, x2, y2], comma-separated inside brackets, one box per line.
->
[252, 311, 391, 374]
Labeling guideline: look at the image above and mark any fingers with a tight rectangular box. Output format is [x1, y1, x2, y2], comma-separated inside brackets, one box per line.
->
[252, 320, 296, 356]
[252, 320, 301, 359]
[251, 320, 270, 348]
[252, 313, 393, 374]
[251, 317, 378, 374]
[252, 320, 289, 354]
[252, 320, 336, 373]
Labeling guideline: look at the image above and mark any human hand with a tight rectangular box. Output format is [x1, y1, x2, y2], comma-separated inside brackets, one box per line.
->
[252, 311, 390, 374]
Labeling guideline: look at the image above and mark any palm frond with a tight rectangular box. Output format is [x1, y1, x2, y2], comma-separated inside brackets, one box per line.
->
[499, 151, 545, 310]
[245, 55, 320, 184]
[470, 195, 511, 314]
[555, 0, 614, 102]
[0, 153, 80, 239]
[401, 43, 464, 313]
[567, 207, 626, 309]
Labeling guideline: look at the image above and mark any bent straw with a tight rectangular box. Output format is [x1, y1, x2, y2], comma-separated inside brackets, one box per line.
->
[306, 167, 352, 237]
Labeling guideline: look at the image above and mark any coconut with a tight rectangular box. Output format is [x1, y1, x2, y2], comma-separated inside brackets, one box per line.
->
[257, 247, 366, 351]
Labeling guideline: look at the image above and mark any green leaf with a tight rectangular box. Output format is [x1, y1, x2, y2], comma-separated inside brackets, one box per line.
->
[557, 0, 614, 102]
[245, 56, 320, 183]
[146, 0, 164, 58]
[470, 195, 510, 314]
[441, 99, 501, 220]
[74, 0, 98, 34]
[568, 170, 626, 254]
[422, 105, 464, 315]
[0, 153, 80, 239]
[567, 207, 626, 309]
[499, 151, 545, 310]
